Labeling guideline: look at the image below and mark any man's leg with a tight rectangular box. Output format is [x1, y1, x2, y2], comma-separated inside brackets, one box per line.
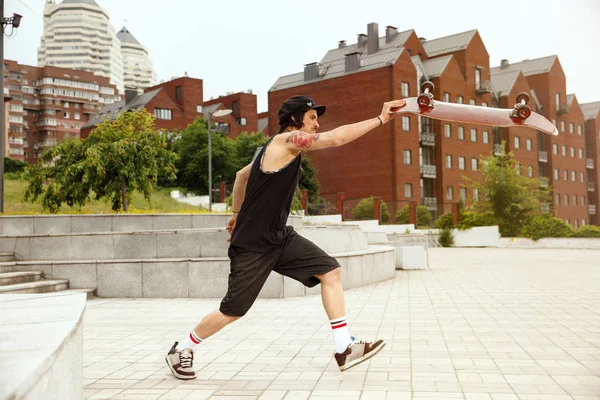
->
[315, 267, 344, 319]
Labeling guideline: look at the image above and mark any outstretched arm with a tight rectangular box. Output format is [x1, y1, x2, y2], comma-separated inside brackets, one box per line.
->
[276, 99, 406, 152]
[226, 163, 252, 240]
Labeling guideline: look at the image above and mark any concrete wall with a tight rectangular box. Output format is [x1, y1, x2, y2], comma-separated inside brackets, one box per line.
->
[499, 237, 600, 249]
[453, 226, 501, 247]
[0, 292, 85, 400]
[0, 214, 302, 235]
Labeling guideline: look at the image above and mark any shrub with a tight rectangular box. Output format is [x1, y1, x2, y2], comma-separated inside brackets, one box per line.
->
[520, 214, 574, 240]
[395, 205, 432, 227]
[458, 211, 497, 230]
[434, 212, 453, 229]
[438, 227, 454, 247]
[573, 225, 600, 238]
[351, 196, 390, 223]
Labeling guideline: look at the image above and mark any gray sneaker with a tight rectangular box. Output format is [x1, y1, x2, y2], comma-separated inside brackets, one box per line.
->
[165, 341, 196, 380]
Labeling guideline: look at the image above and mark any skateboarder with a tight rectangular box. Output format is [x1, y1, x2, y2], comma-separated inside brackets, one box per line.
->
[165, 95, 407, 379]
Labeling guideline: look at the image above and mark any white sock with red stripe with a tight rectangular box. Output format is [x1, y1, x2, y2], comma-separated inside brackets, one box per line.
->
[331, 316, 353, 353]
[175, 330, 203, 351]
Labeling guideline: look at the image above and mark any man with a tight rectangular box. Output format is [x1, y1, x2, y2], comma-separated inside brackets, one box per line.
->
[166, 95, 407, 380]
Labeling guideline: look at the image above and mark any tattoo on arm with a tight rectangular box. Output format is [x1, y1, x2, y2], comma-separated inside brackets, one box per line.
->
[286, 132, 320, 149]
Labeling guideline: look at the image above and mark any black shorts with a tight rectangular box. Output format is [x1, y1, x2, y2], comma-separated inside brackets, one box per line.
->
[219, 230, 340, 317]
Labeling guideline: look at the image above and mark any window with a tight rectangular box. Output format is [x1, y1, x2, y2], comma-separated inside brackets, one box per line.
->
[402, 116, 410, 131]
[563, 170, 568, 181]
[459, 157, 466, 170]
[401, 82, 409, 97]
[573, 195, 577, 206]
[197, 105, 203, 113]
[526, 139, 532, 151]
[570, 147, 575, 157]
[473, 188, 479, 201]
[237, 117, 247, 126]
[561, 121, 565, 132]
[553, 119, 557, 127]
[64, 112, 70, 119]
[566, 218, 570, 225]
[460, 187, 467, 201]
[515, 164, 521, 175]
[553, 144, 558, 154]
[403, 150, 411, 165]
[564, 194, 569, 205]
[472, 158, 478, 171]
[571, 171, 576, 182]
[232, 101, 239, 115]
[575, 219, 578, 229]
[514, 137, 520, 149]
[580, 172, 584, 183]
[569, 123, 574, 134]
[553, 169, 559, 180]
[483, 131, 489, 143]
[555, 193, 560, 205]
[404, 183, 413, 198]
[555, 93, 560, 111]
[154, 108, 173, 120]
[457, 96, 463, 104]
[443, 124, 451, 138]
[446, 155, 452, 169]
[578, 125, 582, 135]
[581, 196, 586, 206]
[446, 186, 454, 200]
[444, 93, 450, 102]
[471, 129, 477, 142]
[74, 103, 80, 109]
[74, 112, 80, 120]
[561, 145, 566, 156]
[482, 102, 488, 107]
[582, 219, 586, 226]
[528, 166, 533, 177]
[64, 101, 69, 108]
[458, 126, 465, 140]
[475, 69, 481, 89]
[578, 148, 583, 158]
[176, 85, 182, 102]
[470, 99, 476, 106]
[215, 122, 230, 133]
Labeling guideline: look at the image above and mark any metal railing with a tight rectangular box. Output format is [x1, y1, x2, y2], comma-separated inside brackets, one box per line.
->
[586, 159, 594, 169]
[588, 181, 596, 192]
[420, 164, 437, 178]
[538, 151, 548, 162]
[589, 205, 597, 215]
[419, 132, 435, 146]
[493, 143, 503, 156]
[423, 197, 437, 208]
[539, 177, 549, 188]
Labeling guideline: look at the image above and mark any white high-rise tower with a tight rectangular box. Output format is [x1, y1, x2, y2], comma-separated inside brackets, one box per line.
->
[117, 27, 156, 91]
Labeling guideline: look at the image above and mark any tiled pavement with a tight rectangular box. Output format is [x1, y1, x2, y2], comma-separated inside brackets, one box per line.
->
[83, 248, 600, 400]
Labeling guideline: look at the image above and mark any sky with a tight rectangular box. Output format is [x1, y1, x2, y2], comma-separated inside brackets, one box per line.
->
[5, 0, 600, 113]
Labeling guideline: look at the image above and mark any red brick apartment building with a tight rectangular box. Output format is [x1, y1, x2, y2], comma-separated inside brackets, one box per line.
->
[3, 60, 120, 163]
[268, 22, 599, 227]
[581, 102, 600, 225]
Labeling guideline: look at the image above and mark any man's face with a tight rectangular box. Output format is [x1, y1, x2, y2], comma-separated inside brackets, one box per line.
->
[299, 110, 320, 134]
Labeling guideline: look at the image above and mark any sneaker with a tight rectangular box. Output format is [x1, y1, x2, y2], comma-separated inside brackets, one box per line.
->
[334, 339, 386, 371]
[165, 341, 196, 380]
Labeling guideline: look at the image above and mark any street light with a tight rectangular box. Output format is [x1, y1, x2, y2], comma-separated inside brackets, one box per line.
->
[207, 109, 232, 212]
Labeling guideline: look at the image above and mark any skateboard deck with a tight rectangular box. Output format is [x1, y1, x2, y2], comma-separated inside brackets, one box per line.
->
[391, 82, 559, 136]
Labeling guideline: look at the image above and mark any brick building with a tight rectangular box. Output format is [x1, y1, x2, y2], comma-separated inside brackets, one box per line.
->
[581, 102, 600, 225]
[203, 91, 259, 139]
[269, 22, 598, 227]
[3, 60, 120, 163]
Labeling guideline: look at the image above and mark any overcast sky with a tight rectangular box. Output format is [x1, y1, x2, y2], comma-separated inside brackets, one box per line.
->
[5, 0, 600, 113]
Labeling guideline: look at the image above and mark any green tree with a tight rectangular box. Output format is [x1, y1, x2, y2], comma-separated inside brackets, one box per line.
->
[395, 205, 432, 227]
[462, 142, 550, 237]
[24, 109, 177, 212]
[234, 132, 269, 167]
[351, 196, 391, 223]
[4, 157, 28, 173]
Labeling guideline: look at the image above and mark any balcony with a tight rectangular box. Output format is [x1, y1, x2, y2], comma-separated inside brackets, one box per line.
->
[493, 143, 503, 156]
[556, 105, 569, 115]
[538, 150, 548, 163]
[541, 203, 551, 214]
[586, 159, 594, 169]
[38, 140, 57, 148]
[423, 197, 437, 210]
[476, 80, 492, 94]
[420, 164, 437, 178]
[419, 131, 435, 146]
[588, 181, 596, 192]
[590, 205, 597, 215]
[539, 177, 549, 188]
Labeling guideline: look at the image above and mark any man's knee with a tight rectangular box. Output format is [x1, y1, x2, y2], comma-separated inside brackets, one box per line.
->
[317, 266, 341, 284]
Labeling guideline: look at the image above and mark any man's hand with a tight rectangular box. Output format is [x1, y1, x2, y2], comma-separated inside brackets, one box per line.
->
[379, 99, 407, 124]
[226, 216, 236, 242]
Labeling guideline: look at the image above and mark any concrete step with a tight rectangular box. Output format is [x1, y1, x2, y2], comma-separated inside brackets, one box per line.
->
[0, 263, 18, 273]
[0, 279, 69, 294]
[61, 288, 96, 300]
[0, 271, 42, 286]
[0, 252, 14, 262]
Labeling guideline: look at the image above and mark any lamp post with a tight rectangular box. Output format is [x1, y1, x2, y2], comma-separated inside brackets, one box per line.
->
[207, 109, 232, 212]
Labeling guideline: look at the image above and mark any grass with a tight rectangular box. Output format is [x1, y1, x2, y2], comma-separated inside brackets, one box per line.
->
[2, 177, 208, 215]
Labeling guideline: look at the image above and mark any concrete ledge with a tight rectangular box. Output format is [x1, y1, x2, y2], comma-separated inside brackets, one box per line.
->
[453, 226, 501, 247]
[499, 237, 600, 249]
[7, 245, 395, 298]
[0, 214, 302, 235]
[0, 292, 85, 400]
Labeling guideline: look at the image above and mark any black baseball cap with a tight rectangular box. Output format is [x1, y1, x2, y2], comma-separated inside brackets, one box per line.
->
[278, 95, 326, 125]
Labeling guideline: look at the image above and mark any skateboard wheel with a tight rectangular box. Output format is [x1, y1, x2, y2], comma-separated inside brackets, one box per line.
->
[421, 81, 435, 93]
[514, 104, 531, 119]
[417, 93, 432, 107]
[516, 92, 530, 105]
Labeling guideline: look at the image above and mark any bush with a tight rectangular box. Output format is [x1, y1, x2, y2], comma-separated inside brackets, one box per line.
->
[307, 198, 338, 215]
[520, 214, 574, 240]
[351, 196, 390, 223]
[438, 227, 454, 247]
[573, 225, 600, 238]
[434, 212, 453, 229]
[394, 205, 432, 227]
[4, 157, 28, 174]
[458, 211, 497, 230]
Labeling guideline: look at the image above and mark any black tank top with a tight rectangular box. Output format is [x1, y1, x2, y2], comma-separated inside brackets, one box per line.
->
[230, 136, 301, 252]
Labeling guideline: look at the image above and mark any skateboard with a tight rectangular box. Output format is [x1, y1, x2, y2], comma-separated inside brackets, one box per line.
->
[391, 81, 559, 136]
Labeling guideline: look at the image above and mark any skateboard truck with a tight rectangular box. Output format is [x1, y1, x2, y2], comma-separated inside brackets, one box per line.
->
[510, 92, 532, 122]
[417, 81, 435, 111]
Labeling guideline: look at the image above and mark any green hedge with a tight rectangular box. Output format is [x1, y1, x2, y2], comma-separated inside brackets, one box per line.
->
[434, 212, 453, 229]
[520, 214, 574, 240]
[573, 225, 600, 238]
[458, 211, 497, 230]
[351, 196, 391, 223]
[394, 205, 432, 227]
